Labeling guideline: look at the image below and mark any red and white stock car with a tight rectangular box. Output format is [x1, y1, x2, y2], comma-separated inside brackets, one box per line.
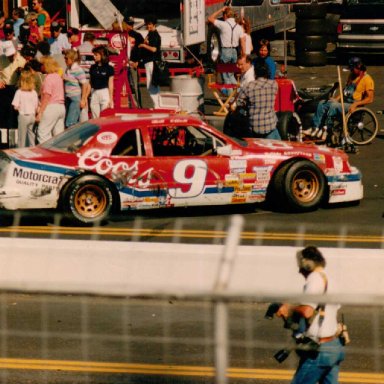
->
[0, 112, 363, 224]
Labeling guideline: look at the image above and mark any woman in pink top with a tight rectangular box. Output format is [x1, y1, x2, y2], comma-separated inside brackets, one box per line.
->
[36, 56, 65, 144]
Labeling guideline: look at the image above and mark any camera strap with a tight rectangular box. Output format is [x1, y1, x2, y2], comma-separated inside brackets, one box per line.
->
[307, 271, 328, 328]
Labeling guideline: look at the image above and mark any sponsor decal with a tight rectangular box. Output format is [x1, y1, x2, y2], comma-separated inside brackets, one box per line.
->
[97, 132, 118, 145]
[224, 174, 239, 187]
[13, 167, 63, 186]
[252, 182, 268, 190]
[229, 159, 247, 173]
[248, 195, 264, 202]
[263, 159, 278, 165]
[314, 153, 326, 163]
[331, 189, 346, 196]
[284, 151, 310, 157]
[253, 166, 273, 182]
[332, 156, 343, 173]
[251, 189, 265, 196]
[232, 196, 247, 203]
[235, 185, 252, 193]
[239, 173, 256, 182]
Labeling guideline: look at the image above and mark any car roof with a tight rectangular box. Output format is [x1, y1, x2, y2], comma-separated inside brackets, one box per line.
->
[93, 114, 206, 131]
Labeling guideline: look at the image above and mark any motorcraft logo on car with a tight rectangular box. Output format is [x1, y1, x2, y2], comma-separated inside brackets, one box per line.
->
[13, 167, 63, 186]
[97, 132, 118, 145]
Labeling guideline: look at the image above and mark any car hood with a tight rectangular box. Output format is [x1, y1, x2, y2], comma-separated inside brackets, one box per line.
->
[243, 138, 348, 158]
[3, 146, 79, 168]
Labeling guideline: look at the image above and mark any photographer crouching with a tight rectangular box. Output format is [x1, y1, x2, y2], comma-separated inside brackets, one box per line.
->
[272, 246, 345, 384]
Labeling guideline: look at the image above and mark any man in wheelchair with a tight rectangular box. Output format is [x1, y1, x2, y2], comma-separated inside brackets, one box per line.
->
[303, 57, 374, 142]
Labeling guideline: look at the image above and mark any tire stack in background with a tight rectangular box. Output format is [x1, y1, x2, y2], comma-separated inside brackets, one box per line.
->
[294, 4, 328, 66]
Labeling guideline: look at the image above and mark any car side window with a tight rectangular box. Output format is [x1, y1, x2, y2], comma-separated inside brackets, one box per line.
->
[111, 129, 145, 156]
[149, 125, 226, 157]
[150, 126, 187, 156]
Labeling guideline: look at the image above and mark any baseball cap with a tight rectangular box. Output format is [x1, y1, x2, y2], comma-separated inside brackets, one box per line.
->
[348, 56, 362, 69]
[124, 16, 135, 25]
[51, 21, 61, 32]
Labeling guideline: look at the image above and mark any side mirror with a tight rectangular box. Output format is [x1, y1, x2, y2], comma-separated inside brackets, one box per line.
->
[217, 145, 232, 156]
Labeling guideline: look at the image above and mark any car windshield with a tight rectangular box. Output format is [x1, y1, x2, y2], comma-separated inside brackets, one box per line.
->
[39, 122, 101, 153]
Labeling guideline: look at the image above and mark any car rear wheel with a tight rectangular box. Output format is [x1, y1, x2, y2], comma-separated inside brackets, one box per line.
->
[273, 160, 325, 212]
[62, 175, 115, 225]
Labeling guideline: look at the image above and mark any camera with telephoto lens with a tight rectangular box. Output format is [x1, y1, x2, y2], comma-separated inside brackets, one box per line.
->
[274, 348, 291, 363]
[264, 302, 282, 320]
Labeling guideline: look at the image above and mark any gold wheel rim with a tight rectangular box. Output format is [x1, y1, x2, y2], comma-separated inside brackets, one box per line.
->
[292, 170, 320, 203]
[73, 185, 108, 219]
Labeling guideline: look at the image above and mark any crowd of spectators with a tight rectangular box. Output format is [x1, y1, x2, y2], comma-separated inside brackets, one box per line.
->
[0, 0, 167, 149]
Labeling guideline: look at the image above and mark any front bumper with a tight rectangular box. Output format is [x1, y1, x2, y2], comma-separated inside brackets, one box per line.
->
[327, 167, 363, 204]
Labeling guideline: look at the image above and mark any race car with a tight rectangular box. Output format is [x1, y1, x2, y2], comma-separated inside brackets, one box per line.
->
[0, 112, 363, 224]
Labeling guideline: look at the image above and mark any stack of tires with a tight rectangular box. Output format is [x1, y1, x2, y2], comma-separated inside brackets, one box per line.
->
[294, 4, 328, 67]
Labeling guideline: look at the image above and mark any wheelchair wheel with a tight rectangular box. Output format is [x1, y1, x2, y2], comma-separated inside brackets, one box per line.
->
[345, 108, 379, 145]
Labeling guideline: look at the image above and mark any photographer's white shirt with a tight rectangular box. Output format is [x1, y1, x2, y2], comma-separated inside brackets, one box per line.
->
[302, 271, 340, 339]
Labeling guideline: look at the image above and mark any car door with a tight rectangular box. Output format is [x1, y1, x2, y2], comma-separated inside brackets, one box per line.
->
[147, 124, 235, 208]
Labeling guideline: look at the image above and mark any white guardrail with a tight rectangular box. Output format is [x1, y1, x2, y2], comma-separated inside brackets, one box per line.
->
[0, 227, 383, 298]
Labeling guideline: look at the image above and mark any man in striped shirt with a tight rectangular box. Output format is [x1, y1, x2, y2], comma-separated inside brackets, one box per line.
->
[236, 61, 280, 139]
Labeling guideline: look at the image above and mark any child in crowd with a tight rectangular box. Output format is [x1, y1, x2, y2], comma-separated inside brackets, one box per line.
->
[12, 69, 39, 147]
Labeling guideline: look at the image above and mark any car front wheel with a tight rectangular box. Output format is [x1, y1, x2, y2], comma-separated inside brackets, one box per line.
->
[273, 160, 325, 212]
[62, 175, 115, 225]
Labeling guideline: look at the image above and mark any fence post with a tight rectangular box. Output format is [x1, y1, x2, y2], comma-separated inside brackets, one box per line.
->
[213, 215, 244, 384]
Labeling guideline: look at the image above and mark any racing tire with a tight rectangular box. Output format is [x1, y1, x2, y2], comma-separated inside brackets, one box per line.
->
[345, 107, 379, 145]
[293, 4, 327, 19]
[295, 50, 328, 67]
[295, 19, 328, 36]
[62, 175, 116, 225]
[273, 160, 326, 212]
[295, 35, 327, 52]
[277, 112, 303, 142]
[207, 25, 221, 64]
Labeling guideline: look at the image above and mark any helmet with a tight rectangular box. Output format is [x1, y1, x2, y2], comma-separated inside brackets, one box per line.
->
[348, 56, 362, 69]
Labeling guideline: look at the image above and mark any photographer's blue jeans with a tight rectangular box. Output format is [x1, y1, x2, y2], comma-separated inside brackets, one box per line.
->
[291, 338, 345, 384]
[312, 100, 351, 129]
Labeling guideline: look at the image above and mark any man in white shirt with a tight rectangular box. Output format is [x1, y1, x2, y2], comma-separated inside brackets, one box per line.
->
[49, 22, 71, 55]
[237, 55, 254, 88]
[277, 246, 345, 384]
[208, 6, 245, 87]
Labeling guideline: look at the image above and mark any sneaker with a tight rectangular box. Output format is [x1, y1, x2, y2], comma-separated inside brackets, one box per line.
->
[319, 129, 328, 141]
[315, 128, 327, 141]
[311, 128, 320, 138]
[302, 127, 315, 136]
